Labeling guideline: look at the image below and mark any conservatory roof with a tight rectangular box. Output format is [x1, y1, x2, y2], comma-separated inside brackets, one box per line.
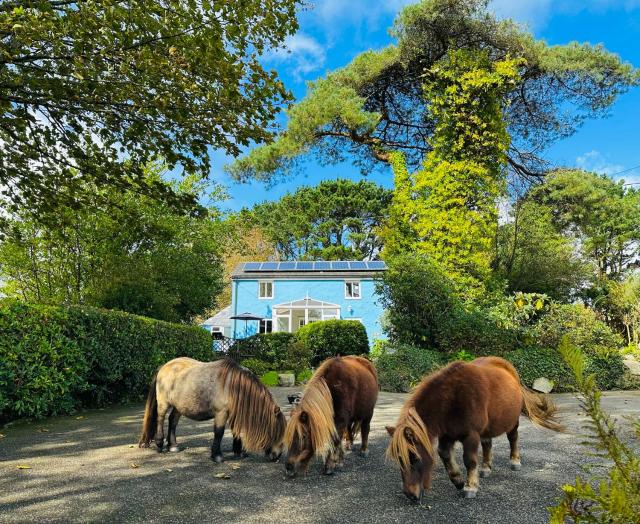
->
[273, 297, 341, 309]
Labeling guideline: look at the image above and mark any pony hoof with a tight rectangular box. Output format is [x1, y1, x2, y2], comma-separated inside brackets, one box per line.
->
[510, 462, 521, 471]
[453, 480, 464, 490]
[360, 449, 370, 458]
[212, 455, 224, 463]
[169, 446, 180, 453]
[323, 468, 335, 476]
[463, 489, 477, 499]
[479, 468, 491, 478]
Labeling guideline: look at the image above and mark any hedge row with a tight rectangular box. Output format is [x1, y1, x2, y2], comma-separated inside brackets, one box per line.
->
[0, 300, 212, 422]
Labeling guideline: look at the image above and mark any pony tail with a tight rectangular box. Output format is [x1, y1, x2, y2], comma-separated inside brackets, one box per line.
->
[520, 385, 565, 432]
[138, 371, 159, 447]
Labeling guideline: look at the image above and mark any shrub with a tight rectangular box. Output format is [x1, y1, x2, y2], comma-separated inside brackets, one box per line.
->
[240, 358, 272, 377]
[533, 303, 623, 354]
[374, 342, 445, 393]
[506, 346, 574, 392]
[507, 345, 625, 392]
[375, 254, 458, 347]
[295, 319, 369, 366]
[260, 371, 279, 387]
[0, 300, 212, 422]
[235, 332, 296, 366]
[279, 340, 313, 375]
[296, 369, 313, 384]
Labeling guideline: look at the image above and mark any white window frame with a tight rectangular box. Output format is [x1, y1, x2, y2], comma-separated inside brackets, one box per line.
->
[344, 280, 361, 300]
[259, 319, 273, 334]
[258, 280, 274, 299]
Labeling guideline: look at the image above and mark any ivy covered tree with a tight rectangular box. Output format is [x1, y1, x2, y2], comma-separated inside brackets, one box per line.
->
[247, 179, 392, 260]
[0, 0, 300, 216]
[227, 0, 637, 184]
[381, 51, 519, 290]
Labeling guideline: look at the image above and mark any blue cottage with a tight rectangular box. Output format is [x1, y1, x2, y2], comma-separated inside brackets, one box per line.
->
[230, 261, 387, 344]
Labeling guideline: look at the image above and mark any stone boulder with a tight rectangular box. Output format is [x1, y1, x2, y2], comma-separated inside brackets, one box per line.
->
[278, 373, 295, 387]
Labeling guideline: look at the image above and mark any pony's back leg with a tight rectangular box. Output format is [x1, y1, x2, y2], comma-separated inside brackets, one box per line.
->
[232, 435, 246, 458]
[155, 400, 170, 452]
[462, 433, 481, 498]
[479, 438, 493, 477]
[360, 416, 372, 457]
[507, 424, 521, 470]
[167, 409, 182, 453]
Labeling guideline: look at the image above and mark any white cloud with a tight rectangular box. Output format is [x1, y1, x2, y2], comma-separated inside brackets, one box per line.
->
[266, 33, 327, 79]
[576, 150, 625, 176]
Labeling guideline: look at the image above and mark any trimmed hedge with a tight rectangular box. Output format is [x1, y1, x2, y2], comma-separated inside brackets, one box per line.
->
[0, 300, 212, 422]
[296, 319, 369, 366]
[506, 346, 626, 392]
[374, 342, 445, 393]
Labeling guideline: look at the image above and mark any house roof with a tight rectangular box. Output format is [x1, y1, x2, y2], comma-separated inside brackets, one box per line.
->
[273, 297, 341, 309]
[231, 260, 387, 280]
[201, 305, 231, 326]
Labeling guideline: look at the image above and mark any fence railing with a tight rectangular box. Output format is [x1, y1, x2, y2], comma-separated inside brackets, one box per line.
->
[212, 336, 254, 362]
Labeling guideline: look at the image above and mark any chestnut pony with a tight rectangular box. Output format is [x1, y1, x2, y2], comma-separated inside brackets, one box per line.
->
[138, 357, 286, 462]
[284, 355, 378, 477]
[386, 357, 564, 502]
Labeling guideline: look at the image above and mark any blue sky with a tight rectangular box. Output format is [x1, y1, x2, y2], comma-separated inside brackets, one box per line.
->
[213, 0, 640, 211]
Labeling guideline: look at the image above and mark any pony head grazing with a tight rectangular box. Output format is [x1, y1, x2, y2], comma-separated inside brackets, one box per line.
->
[220, 359, 286, 461]
[284, 376, 337, 477]
[386, 407, 434, 503]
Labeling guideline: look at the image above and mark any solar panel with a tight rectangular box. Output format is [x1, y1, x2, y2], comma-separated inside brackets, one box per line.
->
[314, 261, 330, 270]
[331, 261, 349, 270]
[367, 261, 386, 270]
[349, 261, 367, 270]
[261, 262, 278, 270]
[296, 261, 314, 270]
[244, 262, 262, 271]
[279, 261, 296, 270]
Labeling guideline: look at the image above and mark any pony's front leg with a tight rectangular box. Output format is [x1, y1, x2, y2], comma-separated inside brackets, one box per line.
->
[462, 433, 481, 498]
[232, 436, 247, 458]
[323, 433, 343, 475]
[167, 409, 182, 453]
[438, 436, 464, 490]
[479, 438, 493, 478]
[211, 410, 228, 463]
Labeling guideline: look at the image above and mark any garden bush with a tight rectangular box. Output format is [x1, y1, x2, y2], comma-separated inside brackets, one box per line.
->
[260, 371, 279, 387]
[506, 345, 625, 392]
[532, 303, 623, 354]
[240, 358, 272, 377]
[374, 342, 445, 393]
[234, 332, 296, 366]
[506, 347, 574, 392]
[295, 319, 369, 366]
[0, 299, 212, 422]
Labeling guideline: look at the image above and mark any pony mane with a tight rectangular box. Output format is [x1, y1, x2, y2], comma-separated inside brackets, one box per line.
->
[386, 406, 434, 468]
[285, 360, 338, 459]
[218, 359, 285, 452]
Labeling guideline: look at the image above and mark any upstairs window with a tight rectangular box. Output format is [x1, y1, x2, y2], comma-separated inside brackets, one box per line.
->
[345, 280, 361, 299]
[259, 280, 273, 299]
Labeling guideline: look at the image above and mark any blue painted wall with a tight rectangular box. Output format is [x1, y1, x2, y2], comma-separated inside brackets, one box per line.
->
[231, 277, 385, 345]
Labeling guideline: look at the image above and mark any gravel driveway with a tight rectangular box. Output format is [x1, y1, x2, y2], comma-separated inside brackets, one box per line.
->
[1, 390, 638, 523]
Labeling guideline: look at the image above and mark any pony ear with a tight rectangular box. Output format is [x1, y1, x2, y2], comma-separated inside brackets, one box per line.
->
[299, 411, 308, 423]
[404, 427, 415, 442]
[385, 425, 395, 436]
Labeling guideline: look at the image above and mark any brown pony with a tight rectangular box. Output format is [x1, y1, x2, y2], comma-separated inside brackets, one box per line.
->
[284, 355, 379, 477]
[386, 357, 564, 502]
[138, 357, 286, 462]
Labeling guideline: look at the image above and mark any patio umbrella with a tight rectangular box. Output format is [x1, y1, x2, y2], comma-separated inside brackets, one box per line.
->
[229, 312, 263, 338]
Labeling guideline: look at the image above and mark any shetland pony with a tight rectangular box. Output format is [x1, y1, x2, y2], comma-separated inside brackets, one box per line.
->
[138, 357, 286, 462]
[386, 357, 563, 502]
[284, 355, 379, 477]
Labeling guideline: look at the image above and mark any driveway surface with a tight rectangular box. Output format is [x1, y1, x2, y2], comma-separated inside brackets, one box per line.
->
[1, 390, 638, 523]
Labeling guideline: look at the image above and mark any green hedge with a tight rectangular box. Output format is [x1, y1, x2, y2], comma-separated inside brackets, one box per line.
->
[374, 342, 445, 393]
[296, 319, 369, 366]
[506, 346, 626, 392]
[0, 300, 212, 422]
